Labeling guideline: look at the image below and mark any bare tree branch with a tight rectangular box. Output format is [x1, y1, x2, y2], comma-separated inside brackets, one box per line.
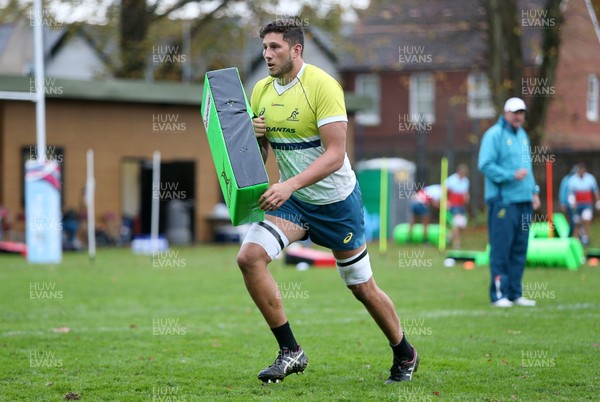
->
[152, 0, 200, 22]
[153, 0, 233, 79]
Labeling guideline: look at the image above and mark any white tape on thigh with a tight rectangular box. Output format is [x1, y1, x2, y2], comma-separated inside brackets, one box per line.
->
[582, 208, 593, 221]
[242, 220, 289, 261]
[453, 214, 467, 228]
[336, 249, 373, 286]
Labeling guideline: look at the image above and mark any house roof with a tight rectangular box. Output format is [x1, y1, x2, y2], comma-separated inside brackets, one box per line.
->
[0, 75, 203, 105]
[49, 24, 117, 72]
[340, 0, 546, 72]
[0, 22, 74, 74]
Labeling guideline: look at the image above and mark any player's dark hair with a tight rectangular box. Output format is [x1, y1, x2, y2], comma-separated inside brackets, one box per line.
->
[259, 19, 304, 54]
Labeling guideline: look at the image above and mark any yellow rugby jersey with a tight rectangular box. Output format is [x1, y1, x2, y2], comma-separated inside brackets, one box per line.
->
[250, 63, 356, 205]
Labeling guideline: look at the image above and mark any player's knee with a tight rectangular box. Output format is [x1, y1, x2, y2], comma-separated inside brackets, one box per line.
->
[236, 249, 252, 272]
[236, 245, 268, 273]
[348, 281, 374, 303]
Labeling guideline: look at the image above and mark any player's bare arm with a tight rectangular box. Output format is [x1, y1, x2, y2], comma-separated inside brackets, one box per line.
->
[258, 121, 347, 211]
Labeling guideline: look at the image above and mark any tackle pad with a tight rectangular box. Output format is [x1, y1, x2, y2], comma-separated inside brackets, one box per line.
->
[201, 67, 269, 226]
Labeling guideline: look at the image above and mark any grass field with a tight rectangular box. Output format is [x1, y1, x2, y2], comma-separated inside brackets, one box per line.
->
[0, 229, 599, 401]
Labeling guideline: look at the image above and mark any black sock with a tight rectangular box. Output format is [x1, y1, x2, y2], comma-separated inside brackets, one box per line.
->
[391, 334, 414, 361]
[271, 321, 298, 351]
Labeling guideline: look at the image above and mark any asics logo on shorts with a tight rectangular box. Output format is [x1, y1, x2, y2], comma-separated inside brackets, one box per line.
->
[343, 232, 353, 244]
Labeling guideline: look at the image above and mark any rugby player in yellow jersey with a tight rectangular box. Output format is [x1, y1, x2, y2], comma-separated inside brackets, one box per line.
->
[236, 19, 419, 385]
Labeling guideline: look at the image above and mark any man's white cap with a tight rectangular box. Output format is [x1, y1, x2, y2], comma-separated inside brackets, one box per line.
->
[504, 97, 526, 112]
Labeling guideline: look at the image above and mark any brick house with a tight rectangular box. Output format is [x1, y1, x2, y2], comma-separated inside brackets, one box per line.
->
[544, 0, 600, 149]
[340, 0, 600, 210]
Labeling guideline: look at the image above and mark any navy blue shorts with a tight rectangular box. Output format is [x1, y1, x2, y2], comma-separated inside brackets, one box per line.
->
[450, 206, 466, 215]
[411, 201, 429, 217]
[575, 203, 592, 216]
[266, 184, 366, 251]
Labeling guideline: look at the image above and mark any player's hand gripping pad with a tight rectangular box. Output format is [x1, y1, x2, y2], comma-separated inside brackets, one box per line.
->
[201, 67, 269, 226]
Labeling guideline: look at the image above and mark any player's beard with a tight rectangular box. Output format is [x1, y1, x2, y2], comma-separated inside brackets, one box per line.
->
[270, 56, 294, 81]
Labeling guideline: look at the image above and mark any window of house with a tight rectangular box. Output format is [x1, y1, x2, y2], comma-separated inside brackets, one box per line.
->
[587, 74, 599, 122]
[355, 74, 381, 126]
[467, 72, 496, 119]
[409, 73, 435, 124]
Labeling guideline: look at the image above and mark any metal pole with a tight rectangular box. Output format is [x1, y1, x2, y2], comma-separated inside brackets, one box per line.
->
[379, 158, 388, 255]
[33, 0, 46, 162]
[439, 157, 449, 252]
[151, 151, 161, 248]
[86, 149, 96, 261]
[546, 160, 554, 238]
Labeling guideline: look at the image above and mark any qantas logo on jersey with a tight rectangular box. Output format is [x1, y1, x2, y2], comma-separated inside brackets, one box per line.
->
[271, 102, 284, 107]
[267, 127, 296, 133]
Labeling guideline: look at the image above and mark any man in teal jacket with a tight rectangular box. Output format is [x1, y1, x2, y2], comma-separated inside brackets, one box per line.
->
[478, 97, 540, 308]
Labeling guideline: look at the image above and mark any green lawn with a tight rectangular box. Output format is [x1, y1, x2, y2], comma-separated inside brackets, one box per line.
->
[0, 230, 599, 401]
